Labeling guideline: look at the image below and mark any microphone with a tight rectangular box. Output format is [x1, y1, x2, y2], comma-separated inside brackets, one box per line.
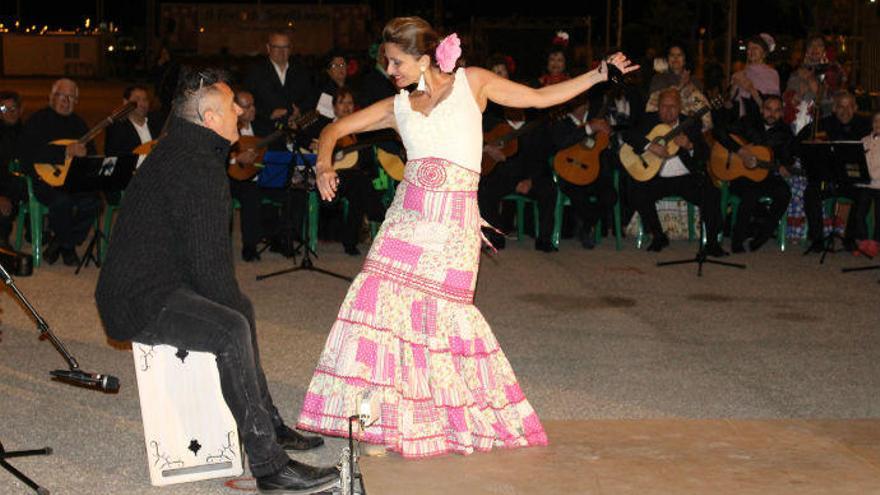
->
[50, 369, 120, 392]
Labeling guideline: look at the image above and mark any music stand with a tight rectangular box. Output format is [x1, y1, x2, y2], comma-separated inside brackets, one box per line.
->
[60, 155, 137, 274]
[800, 141, 871, 263]
[656, 221, 746, 276]
[256, 151, 353, 283]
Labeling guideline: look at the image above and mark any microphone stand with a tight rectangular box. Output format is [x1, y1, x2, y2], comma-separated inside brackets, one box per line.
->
[0, 261, 115, 494]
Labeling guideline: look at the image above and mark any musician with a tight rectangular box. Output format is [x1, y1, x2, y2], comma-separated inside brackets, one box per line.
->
[244, 31, 317, 142]
[624, 88, 725, 255]
[0, 90, 26, 247]
[714, 95, 793, 252]
[19, 78, 102, 266]
[852, 111, 880, 244]
[104, 85, 162, 169]
[229, 90, 297, 261]
[307, 87, 384, 255]
[95, 69, 337, 494]
[548, 93, 616, 249]
[802, 91, 870, 252]
[479, 60, 557, 252]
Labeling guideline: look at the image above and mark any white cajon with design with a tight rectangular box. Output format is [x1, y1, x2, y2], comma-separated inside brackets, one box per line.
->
[131, 342, 243, 486]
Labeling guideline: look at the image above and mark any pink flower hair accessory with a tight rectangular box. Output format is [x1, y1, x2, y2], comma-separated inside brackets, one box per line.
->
[435, 33, 461, 73]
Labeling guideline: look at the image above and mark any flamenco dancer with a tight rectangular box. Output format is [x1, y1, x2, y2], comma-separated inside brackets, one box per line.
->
[297, 17, 637, 457]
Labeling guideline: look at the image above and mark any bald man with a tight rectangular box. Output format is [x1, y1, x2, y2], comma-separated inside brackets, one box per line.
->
[19, 78, 101, 266]
[623, 88, 725, 256]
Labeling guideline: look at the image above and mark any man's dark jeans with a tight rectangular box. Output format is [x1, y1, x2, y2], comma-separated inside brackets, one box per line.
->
[138, 287, 289, 477]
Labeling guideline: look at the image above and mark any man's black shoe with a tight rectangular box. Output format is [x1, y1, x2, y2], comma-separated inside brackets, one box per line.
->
[842, 237, 857, 252]
[534, 239, 557, 253]
[580, 226, 596, 250]
[343, 244, 361, 256]
[270, 239, 296, 258]
[704, 242, 729, 257]
[256, 459, 338, 494]
[242, 245, 261, 262]
[645, 234, 669, 252]
[43, 238, 61, 265]
[61, 247, 79, 266]
[731, 242, 746, 254]
[276, 425, 324, 451]
[748, 232, 771, 252]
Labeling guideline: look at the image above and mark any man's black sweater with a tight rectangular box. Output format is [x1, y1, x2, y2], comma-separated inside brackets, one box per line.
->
[95, 117, 254, 341]
[18, 107, 93, 180]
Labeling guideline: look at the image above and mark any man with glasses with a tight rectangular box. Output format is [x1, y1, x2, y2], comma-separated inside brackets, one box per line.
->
[19, 78, 101, 266]
[245, 31, 317, 140]
[0, 90, 26, 247]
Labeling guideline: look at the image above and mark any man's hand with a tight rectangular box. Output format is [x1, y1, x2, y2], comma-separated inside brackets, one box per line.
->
[270, 108, 288, 120]
[236, 149, 258, 166]
[588, 119, 611, 135]
[483, 144, 506, 163]
[515, 178, 533, 195]
[673, 133, 692, 151]
[65, 142, 86, 158]
[309, 139, 320, 153]
[0, 196, 12, 217]
[647, 143, 670, 159]
[737, 147, 758, 169]
[778, 165, 791, 178]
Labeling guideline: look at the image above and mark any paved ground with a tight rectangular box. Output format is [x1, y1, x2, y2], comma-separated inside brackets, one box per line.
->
[1, 233, 879, 494]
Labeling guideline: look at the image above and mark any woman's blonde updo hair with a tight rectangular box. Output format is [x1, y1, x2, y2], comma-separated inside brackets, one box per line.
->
[382, 17, 440, 65]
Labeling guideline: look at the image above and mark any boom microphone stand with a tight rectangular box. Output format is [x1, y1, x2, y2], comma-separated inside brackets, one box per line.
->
[0, 261, 119, 494]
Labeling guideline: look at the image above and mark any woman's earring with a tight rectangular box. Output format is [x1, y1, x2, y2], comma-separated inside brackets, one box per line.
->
[416, 66, 427, 91]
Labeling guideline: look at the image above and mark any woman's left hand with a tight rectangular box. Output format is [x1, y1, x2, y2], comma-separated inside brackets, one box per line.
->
[601, 52, 640, 81]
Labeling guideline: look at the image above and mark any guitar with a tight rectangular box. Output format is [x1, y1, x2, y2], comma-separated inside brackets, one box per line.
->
[227, 110, 320, 181]
[709, 135, 775, 182]
[618, 96, 722, 182]
[553, 101, 612, 186]
[375, 147, 405, 181]
[33, 102, 137, 187]
[481, 107, 565, 176]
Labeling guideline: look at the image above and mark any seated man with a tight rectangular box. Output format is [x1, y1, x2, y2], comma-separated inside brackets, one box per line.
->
[19, 78, 102, 266]
[307, 87, 385, 256]
[713, 95, 793, 252]
[0, 90, 26, 247]
[623, 88, 725, 255]
[547, 93, 617, 249]
[95, 68, 337, 494]
[229, 89, 299, 261]
[801, 91, 870, 252]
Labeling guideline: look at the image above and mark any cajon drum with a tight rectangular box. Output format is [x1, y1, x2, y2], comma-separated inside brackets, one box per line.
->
[131, 342, 243, 486]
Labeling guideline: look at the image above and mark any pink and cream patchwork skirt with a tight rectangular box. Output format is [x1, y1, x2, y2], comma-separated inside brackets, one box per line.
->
[297, 157, 548, 458]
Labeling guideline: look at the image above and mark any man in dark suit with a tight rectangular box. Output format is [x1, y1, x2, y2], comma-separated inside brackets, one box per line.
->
[714, 95, 794, 252]
[244, 31, 317, 142]
[801, 91, 871, 252]
[623, 88, 725, 255]
[105, 85, 163, 167]
[19, 78, 102, 266]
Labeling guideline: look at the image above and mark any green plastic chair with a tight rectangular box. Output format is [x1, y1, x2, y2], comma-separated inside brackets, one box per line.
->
[720, 180, 786, 249]
[551, 167, 623, 250]
[10, 161, 49, 267]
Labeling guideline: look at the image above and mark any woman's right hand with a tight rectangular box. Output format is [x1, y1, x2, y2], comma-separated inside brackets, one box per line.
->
[316, 166, 339, 201]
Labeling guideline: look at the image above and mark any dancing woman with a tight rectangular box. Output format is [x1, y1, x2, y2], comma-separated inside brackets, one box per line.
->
[297, 17, 637, 458]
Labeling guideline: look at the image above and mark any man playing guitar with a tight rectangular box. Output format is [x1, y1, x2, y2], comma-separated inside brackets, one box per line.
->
[623, 88, 725, 255]
[713, 95, 794, 253]
[548, 92, 616, 249]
